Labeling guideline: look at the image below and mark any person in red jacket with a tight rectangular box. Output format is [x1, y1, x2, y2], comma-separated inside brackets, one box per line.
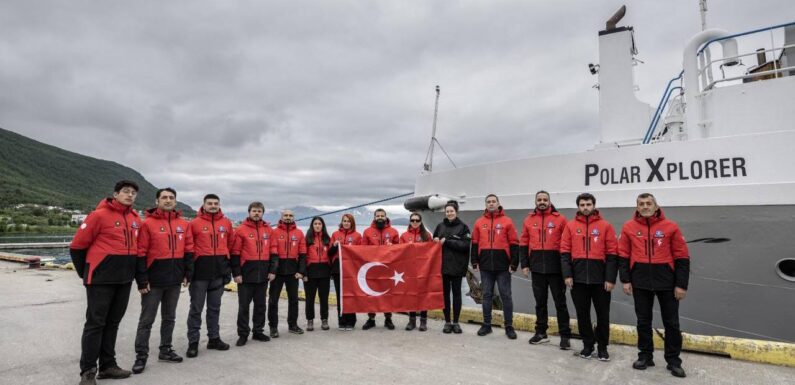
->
[268, 209, 308, 337]
[400, 212, 433, 331]
[185, 194, 234, 358]
[303, 216, 332, 332]
[230, 201, 274, 347]
[131, 187, 193, 374]
[471, 194, 520, 340]
[560, 193, 618, 362]
[328, 213, 362, 330]
[618, 193, 690, 378]
[70, 180, 141, 384]
[520, 190, 572, 349]
[360, 208, 400, 330]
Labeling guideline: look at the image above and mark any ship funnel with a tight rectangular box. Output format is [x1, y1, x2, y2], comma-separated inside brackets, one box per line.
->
[596, 5, 654, 146]
[606, 5, 626, 30]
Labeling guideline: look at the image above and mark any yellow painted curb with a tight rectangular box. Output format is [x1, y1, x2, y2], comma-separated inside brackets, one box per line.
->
[424, 306, 795, 368]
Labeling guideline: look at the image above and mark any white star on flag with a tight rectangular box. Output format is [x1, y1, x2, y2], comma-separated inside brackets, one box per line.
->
[390, 271, 405, 286]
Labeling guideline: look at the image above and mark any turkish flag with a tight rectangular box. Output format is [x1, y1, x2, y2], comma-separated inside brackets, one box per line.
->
[340, 242, 443, 313]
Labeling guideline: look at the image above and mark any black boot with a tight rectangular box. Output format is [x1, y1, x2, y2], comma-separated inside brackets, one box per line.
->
[418, 318, 428, 332]
[186, 342, 198, 358]
[131, 357, 146, 374]
[405, 317, 417, 331]
[207, 338, 230, 351]
[158, 349, 183, 363]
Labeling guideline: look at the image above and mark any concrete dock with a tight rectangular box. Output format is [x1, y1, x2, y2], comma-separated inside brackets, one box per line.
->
[1, 261, 793, 385]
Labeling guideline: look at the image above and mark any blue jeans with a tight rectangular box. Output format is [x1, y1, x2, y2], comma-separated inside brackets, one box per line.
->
[480, 270, 513, 327]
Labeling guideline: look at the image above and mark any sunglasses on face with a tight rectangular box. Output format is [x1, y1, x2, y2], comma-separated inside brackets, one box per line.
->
[410, 219, 421, 223]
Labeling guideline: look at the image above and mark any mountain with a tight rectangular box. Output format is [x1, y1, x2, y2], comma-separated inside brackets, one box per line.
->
[0, 127, 194, 215]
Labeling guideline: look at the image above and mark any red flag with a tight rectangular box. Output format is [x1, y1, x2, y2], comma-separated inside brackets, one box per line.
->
[341, 242, 443, 313]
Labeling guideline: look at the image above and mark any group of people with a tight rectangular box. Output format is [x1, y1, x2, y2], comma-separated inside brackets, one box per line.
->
[70, 180, 690, 385]
[470, 191, 690, 378]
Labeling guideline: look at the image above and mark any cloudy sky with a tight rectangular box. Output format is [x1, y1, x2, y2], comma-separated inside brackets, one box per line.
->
[0, 0, 789, 213]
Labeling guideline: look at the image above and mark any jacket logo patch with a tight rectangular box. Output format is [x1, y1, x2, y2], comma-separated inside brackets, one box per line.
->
[291, 235, 297, 241]
[160, 226, 166, 232]
[219, 226, 226, 233]
[80, 223, 88, 229]
[115, 221, 121, 227]
[249, 233, 255, 238]
[654, 230, 665, 238]
[203, 226, 209, 232]
[495, 224, 503, 229]
[131, 221, 139, 229]
[176, 226, 184, 233]
[347, 237, 353, 243]
[547, 222, 554, 228]
[280, 235, 285, 239]
[533, 223, 538, 227]
[263, 234, 269, 240]
[576, 228, 582, 234]
[636, 231, 643, 236]
[591, 229, 600, 236]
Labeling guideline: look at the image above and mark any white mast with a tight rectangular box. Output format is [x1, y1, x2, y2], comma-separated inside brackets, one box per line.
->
[423, 85, 441, 172]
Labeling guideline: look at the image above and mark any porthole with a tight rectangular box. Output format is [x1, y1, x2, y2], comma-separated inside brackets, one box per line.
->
[775, 259, 795, 282]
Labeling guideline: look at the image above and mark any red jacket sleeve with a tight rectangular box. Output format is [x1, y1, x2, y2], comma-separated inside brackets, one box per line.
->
[507, 221, 519, 246]
[559, 223, 572, 254]
[184, 224, 195, 254]
[519, 218, 530, 247]
[618, 225, 631, 258]
[230, 229, 243, 256]
[70, 211, 102, 250]
[605, 224, 618, 255]
[137, 222, 151, 257]
[671, 225, 689, 259]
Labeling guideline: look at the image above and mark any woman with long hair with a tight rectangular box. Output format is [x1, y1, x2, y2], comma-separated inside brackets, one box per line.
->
[304, 216, 332, 331]
[328, 213, 362, 330]
[400, 211, 433, 331]
[432, 201, 471, 334]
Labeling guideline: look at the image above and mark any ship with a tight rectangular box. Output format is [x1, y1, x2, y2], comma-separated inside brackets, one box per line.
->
[406, 6, 795, 343]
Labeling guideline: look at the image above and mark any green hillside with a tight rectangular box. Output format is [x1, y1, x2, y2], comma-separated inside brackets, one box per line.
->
[0, 127, 194, 215]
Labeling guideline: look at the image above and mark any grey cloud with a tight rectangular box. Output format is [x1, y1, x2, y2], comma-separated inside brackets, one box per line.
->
[0, 0, 788, 211]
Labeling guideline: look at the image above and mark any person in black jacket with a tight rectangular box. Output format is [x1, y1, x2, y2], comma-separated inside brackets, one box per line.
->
[304, 217, 332, 332]
[432, 201, 471, 334]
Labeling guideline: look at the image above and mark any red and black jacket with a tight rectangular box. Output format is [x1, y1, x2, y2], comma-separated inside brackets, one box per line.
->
[560, 211, 618, 284]
[618, 209, 690, 290]
[328, 228, 362, 275]
[305, 231, 331, 278]
[470, 207, 520, 272]
[230, 218, 273, 284]
[519, 206, 568, 274]
[187, 208, 233, 282]
[269, 221, 307, 276]
[70, 198, 140, 285]
[135, 208, 193, 288]
[361, 219, 399, 246]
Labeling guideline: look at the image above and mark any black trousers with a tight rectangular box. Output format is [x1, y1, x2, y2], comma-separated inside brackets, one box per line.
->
[633, 288, 683, 366]
[134, 285, 181, 357]
[268, 275, 299, 328]
[237, 282, 268, 337]
[442, 274, 462, 323]
[80, 282, 132, 374]
[570, 283, 611, 349]
[332, 274, 357, 327]
[531, 272, 572, 337]
[305, 276, 330, 321]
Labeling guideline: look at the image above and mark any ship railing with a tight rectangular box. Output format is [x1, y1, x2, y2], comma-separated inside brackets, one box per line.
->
[642, 72, 683, 144]
[696, 21, 795, 91]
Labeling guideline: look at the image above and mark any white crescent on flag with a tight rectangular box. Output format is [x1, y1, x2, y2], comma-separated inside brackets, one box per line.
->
[357, 262, 389, 297]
